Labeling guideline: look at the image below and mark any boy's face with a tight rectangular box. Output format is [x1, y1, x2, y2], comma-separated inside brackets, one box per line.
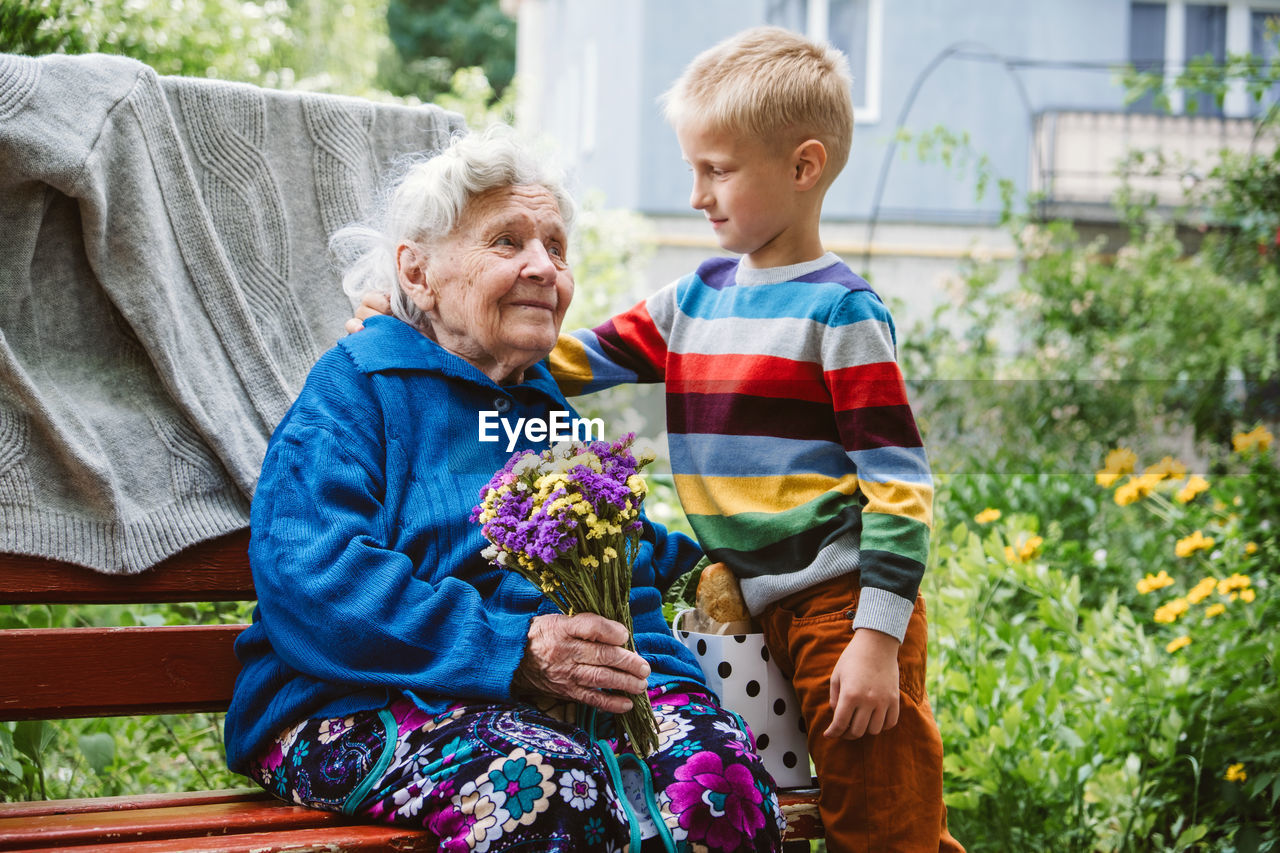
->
[676, 119, 808, 269]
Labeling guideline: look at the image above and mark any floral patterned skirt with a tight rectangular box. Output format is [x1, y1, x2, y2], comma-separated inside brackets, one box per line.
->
[246, 683, 785, 852]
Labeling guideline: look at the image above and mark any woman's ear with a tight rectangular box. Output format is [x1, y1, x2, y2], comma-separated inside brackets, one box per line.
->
[396, 243, 434, 313]
[792, 139, 828, 191]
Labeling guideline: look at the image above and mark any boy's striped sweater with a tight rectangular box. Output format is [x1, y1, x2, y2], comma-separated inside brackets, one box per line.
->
[548, 253, 933, 641]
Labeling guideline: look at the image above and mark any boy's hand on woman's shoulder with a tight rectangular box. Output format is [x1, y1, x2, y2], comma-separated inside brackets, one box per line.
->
[345, 291, 393, 335]
[825, 627, 901, 739]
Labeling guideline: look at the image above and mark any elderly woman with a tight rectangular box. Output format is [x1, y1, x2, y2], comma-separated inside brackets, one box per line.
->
[224, 128, 785, 853]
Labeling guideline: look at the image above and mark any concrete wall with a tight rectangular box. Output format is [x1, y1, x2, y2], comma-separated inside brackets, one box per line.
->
[518, 0, 1137, 224]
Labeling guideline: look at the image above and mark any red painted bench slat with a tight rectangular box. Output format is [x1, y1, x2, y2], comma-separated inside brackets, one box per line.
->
[0, 532, 253, 604]
[0, 823, 438, 853]
[0, 788, 271, 819]
[0, 624, 243, 721]
[0, 799, 364, 850]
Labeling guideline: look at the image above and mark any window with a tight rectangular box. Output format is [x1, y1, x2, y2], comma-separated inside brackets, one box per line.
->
[1185, 3, 1228, 115]
[765, 0, 882, 123]
[1252, 9, 1280, 116]
[1129, 1, 1280, 116]
[1130, 2, 1168, 113]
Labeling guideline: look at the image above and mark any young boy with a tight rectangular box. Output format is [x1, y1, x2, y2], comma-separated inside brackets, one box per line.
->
[547, 27, 964, 853]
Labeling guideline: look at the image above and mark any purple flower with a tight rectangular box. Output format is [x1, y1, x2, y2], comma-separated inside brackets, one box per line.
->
[665, 751, 765, 850]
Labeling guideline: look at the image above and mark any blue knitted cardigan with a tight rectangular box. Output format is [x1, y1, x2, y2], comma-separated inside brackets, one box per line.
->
[224, 317, 706, 771]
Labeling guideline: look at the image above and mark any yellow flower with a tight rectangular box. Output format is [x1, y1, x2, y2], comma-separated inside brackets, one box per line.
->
[1217, 573, 1251, 595]
[1003, 545, 1016, 562]
[626, 474, 648, 497]
[1165, 635, 1191, 653]
[1245, 541, 1259, 556]
[1224, 763, 1247, 783]
[1233, 425, 1273, 453]
[1103, 447, 1138, 475]
[1145, 456, 1187, 481]
[1174, 475, 1210, 504]
[1204, 603, 1226, 618]
[1115, 473, 1162, 506]
[1154, 597, 1189, 624]
[1240, 588, 1256, 603]
[1019, 535, 1044, 561]
[1114, 480, 1140, 506]
[1175, 530, 1215, 558]
[1095, 470, 1120, 488]
[974, 508, 1002, 524]
[1136, 570, 1175, 595]
[1186, 577, 1217, 604]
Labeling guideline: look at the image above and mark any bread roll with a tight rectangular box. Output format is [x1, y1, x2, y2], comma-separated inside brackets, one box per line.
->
[696, 563, 751, 624]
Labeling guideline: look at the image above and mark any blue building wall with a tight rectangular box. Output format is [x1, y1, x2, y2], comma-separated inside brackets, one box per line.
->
[524, 0, 1138, 225]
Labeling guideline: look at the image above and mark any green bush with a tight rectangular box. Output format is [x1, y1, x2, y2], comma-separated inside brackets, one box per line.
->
[932, 430, 1278, 852]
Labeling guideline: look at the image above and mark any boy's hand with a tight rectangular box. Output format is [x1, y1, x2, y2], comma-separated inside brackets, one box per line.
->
[825, 627, 900, 739]
[344, 291, 392, 334]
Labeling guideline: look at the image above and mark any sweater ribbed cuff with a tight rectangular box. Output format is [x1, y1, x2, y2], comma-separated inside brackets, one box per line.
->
[850, 586, 914, 643]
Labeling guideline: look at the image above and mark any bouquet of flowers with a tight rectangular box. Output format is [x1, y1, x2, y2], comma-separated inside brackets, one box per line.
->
[470, 434, 660, 756]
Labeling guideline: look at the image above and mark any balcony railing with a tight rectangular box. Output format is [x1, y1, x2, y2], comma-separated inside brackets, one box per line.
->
[1031, 110, 1276, 220]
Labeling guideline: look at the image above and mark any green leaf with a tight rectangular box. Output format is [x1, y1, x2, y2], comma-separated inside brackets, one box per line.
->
[1173, 823, 1208, 849]
[78, 733, 115, 775]
[12, 721, 54, 762]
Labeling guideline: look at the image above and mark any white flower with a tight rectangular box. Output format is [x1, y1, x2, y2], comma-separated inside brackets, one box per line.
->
[558, 768, 598, 811]
[393, 780, 429, 818]
[713, 719, 746, 742]
[513, 454, 541, 476]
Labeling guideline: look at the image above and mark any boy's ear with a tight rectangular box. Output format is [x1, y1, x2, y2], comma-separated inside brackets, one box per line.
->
[396, 243, 435, 313]
[792, 139, 828, 191]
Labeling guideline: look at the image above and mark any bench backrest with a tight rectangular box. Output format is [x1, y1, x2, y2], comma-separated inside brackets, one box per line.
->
[0, 532, 252, 721]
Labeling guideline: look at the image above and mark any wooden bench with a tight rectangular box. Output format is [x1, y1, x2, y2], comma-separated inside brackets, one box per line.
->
[0, 531, 822, 851]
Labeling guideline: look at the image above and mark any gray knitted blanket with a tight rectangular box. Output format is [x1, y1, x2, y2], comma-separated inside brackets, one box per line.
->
[0, 53, 464, 573]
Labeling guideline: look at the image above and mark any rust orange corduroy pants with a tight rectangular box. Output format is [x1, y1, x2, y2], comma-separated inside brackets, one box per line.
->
[759, 576, 965, 853]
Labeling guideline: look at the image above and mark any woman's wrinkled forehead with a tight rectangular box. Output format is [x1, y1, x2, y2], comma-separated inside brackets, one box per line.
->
[460, 185, 568, 241]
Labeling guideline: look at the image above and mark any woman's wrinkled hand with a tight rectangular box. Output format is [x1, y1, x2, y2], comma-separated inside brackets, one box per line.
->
[344, 291, 392, 335]
[514, 613, 651, 713]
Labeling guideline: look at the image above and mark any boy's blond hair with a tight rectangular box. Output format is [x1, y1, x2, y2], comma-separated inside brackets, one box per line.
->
[662, 26, 854, 183]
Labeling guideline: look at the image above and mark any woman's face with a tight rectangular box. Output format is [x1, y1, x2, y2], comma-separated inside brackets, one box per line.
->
[401, 184, 574, 385]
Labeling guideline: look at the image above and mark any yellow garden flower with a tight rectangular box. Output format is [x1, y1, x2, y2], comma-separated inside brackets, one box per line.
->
[1136, 570, 1175, 595]
[1019, 535, 1044, 561]
[1240, 588, 1256, 603]
[1175, 530, 1215, 558]
[1232, 425, 1273, 454]
[1165, 635, 1191, 653]
[1115, 473, 1162, 506]
[1204, 603, 1226, 618]
[1154, 597, 1189, 624]
[1186, 577, 1217, 604]
[1217, 573, 1251, 596]
[1174, 475, 1210, 504]
[1224, 763, 1247, 783]
[1095, 470, 1120, 487]
[974, 508, 1002, 524]
[1245, 541, 1258, 556]
[1103, 447, 1138, 475]
[1114, 480, 1141, 506]
[1145, 456, 1187, 481]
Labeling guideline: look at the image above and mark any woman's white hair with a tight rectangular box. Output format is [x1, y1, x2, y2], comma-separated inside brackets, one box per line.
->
[330, 125, 575, 330]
